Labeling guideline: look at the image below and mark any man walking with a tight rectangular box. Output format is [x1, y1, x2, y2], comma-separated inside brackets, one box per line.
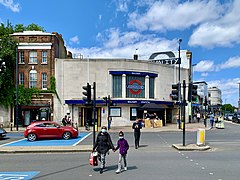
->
[132, 119, 142, 149]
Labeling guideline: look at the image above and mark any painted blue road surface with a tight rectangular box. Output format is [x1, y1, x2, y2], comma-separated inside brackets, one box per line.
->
[3, 132, 90, 147]
[0, 171, 39, 180]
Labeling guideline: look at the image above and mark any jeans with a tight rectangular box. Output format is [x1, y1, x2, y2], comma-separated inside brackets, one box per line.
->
[98, 153, 106, 169]
[118, 153, 127, 169]
[134, 131, 141, 148]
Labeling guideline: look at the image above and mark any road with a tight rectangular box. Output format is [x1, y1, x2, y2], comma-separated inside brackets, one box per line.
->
[0, 121, 240, 180]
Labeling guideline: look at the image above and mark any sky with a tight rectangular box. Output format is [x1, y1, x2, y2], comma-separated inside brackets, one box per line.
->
[0, 0, 239, 107]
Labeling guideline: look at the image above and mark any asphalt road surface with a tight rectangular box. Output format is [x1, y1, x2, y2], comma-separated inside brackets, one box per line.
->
[0, 121, 240, 180]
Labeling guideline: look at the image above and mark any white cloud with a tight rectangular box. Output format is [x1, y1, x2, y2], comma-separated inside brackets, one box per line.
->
[70, 36, 80, 44]
[0, 0, 20, 12]
[115, 0, 129, 12]
[189, 0, 240, 48]
[219, 56, 240, 69]
[201, 72, 208, 77]
[67, 30, 177, 59]
[194, 55, 240, 73]
[127, 0, 223, 32]
[195, 60, 215, 72]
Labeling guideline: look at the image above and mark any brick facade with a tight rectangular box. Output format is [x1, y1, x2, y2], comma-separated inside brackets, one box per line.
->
[10, 31, 67, 125]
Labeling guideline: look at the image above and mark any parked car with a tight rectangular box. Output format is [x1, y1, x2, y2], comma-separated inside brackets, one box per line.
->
[24, 121, 78, 142]
[0, 127, 7, 138]
[232, 113, 240, 123]
[226, 113, 234, 121]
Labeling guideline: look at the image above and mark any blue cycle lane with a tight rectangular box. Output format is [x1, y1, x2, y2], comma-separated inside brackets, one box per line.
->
[0, 132, 91, 179]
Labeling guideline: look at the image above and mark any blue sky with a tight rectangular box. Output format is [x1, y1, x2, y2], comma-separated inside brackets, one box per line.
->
[1, 0, 239, 106]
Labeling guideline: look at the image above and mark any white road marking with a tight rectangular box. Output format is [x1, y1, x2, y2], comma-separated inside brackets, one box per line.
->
[73, 132, 92, 146]
[0, 138, 26, 147]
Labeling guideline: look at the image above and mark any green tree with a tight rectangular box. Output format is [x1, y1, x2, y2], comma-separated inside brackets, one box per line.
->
[222, 104, 234, 113]
[25, 23, 45, 31]
[0, 22, 16, 108]
[14, 24, 25, 32]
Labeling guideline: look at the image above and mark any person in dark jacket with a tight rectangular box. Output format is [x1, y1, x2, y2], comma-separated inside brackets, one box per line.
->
[62, 115, 67, 126]
[114, 131, 129, 174]
[132, 119, 142, 149]
[93, 126, 115, 174]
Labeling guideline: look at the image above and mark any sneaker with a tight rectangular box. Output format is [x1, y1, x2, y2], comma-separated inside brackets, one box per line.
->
[124, 167, 127, 171]
[115, 169, 121, 174]
[100, 168, 103, 174]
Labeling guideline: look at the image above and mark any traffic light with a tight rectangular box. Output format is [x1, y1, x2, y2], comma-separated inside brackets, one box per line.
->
[82, 83, 92, 105]
[188, 82, 198, 102]
[171, 83, 180, 101]
[103, 96, 107, 106]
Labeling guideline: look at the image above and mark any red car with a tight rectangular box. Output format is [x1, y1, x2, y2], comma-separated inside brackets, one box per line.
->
[24, 121, 79, 141]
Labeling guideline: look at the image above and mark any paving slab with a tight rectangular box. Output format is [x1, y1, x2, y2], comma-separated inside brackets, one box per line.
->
[0, 145, 93, 153]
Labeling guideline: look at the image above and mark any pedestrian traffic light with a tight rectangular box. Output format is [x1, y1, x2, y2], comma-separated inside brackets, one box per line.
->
[188, 82, 198, 102]
[82, 83, 92, 105]
[103, 96, 107, 106]
[171, 83, 180, 101]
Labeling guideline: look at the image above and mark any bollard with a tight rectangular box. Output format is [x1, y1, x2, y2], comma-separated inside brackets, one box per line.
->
[181, 122, 184, 130]
[95, 124, 98, 132]
[197, 128, 205, 145]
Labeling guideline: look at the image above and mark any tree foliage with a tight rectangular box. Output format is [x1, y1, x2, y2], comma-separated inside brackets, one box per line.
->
[14, 23, 45, 32]
[0, 22, 16, 108]
[222, 104, 234, 113]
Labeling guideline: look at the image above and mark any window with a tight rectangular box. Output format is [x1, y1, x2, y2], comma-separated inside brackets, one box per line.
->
[110, 107, 121, 117]
[42, 73, 47, 89]
[19, 51, 24, 63]
[112, 75, 122, 98]
[130, 107, 137, 121]
[126, 76, 145, 98]
[149, 77, 155, 98]
[42, 51, 47, 63]
[19, 72, 24, 85]
[29, 70, 37, 88]
[29, 51, 37, 63]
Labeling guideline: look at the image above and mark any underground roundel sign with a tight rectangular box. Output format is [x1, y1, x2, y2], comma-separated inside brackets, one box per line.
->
[127, 79, 144, 95]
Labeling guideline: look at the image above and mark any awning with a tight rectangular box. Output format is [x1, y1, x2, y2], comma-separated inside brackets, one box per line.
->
[139, 103, 165, 111]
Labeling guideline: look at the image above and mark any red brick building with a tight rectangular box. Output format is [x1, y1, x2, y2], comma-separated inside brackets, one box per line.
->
[11, 31, 68, 126]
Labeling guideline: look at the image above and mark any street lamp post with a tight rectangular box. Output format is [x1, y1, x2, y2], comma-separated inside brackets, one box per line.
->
[178, 39, 182, 128]
[178, 39, 182, 101]
[15, 46, 19, 131]
[186, 50, 192, 123]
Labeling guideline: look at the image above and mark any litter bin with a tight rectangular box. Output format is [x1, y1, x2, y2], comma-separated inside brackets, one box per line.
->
[197, 128, 205, 145]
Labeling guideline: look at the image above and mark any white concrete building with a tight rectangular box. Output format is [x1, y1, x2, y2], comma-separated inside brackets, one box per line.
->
[208, 86, 222, 114]
[54, 55, 190, 127]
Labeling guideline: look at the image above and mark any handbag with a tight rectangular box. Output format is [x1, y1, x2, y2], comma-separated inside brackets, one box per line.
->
[89, 152, 98, 166]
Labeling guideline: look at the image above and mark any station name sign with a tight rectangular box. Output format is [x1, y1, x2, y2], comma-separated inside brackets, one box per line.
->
[151, 58, 181, 65]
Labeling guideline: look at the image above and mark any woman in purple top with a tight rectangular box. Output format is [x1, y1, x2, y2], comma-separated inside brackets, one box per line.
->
[115, 131, 129, 174]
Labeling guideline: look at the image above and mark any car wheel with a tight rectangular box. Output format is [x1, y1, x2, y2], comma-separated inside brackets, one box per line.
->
[27, 133, 37, 142]
[63, 131, 71, 140]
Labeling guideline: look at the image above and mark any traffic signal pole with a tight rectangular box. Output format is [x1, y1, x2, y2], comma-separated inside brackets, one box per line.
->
[107, 95, 111, 130]
[93, 82, 96, 147]
[183, 80, 186, 146]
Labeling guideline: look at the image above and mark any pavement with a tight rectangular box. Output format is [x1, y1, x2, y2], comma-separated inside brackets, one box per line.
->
[0, 122, 213, 153]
